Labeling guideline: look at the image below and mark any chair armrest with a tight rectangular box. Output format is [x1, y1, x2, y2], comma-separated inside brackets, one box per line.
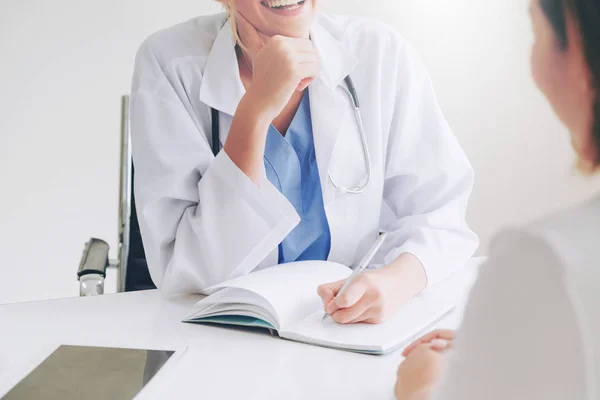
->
[78, 238, 110, 296]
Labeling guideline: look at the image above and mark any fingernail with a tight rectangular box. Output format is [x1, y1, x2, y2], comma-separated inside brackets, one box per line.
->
[430, 339, 449, 350]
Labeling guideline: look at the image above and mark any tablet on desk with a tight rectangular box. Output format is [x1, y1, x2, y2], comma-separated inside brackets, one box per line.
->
[0, 345, 186, 400]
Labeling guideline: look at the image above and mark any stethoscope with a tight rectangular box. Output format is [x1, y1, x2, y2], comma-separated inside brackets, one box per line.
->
[210, 76, 371, 194]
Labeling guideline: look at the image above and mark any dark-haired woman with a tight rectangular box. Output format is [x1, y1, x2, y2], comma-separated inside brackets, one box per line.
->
[395, 0, 600, 398]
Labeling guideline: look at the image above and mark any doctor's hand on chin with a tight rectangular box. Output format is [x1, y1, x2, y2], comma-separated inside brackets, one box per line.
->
[317, 253, 427, 324]
[224, 11, 320, 183]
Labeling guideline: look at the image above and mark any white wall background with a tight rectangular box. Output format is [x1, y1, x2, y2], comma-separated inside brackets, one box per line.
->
[1, 0, 599, 304]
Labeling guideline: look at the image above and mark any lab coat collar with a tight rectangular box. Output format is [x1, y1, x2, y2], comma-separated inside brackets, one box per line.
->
[310, 16, 359, 89]
[199, 20, 245, 117]
[199, 15, 359, 116]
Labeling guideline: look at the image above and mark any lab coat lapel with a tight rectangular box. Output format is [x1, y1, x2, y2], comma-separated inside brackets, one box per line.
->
[309, 79, 347, 205]
[309, 19, 359, 205]
[199, 19, 245, 146]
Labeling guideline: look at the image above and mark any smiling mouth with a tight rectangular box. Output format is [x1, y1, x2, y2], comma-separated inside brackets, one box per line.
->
[260, 0, 306, 11]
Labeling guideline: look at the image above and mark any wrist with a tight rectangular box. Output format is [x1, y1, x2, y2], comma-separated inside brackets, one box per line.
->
[227, 94, 271, 147]
[241, 89, 277, 124]
[375, 253, 427, 302]
[224, 92, 274, 184]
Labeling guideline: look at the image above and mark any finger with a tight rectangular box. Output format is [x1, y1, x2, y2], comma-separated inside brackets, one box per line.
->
[430, 339, 453, 352]
[334, 278, 368, 309]
[293, 52, 320, 65]
[296, 78, 313, 92]
[351, 304, 385, 324]
[361, 316, 385, 324]
[404, 330, 454, 354]
[235, 12, 266, 55]
[430, 330, 456, 341]
[402, 330, 456, 357]
[403, 337, 429, 357]
[317, 280, 344, 308]
[287, 38, 318, 53]
[403, 338, 426, 357]
[295, 61, 320, 84]
[402, 343, 417, 357]
[331, 294, 371, 324]
[325, 299, 340, 315]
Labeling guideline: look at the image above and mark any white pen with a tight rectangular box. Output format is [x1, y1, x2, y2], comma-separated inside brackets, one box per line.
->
[322, 232, 388, 321]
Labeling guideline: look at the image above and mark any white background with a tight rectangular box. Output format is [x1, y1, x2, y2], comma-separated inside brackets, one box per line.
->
[1, 0, 598, 304]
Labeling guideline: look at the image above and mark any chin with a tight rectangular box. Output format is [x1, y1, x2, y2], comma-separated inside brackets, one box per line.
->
[257, 0, 316, 38]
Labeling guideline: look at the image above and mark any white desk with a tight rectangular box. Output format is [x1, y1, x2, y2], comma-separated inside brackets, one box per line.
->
[0, 261, 482, 399]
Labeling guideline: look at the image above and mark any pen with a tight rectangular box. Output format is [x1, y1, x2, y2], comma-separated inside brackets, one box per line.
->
[322, 232, 388, 321]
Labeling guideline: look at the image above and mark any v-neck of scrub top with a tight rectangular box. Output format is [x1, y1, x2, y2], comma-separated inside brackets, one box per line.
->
[263, 92, 331, 264]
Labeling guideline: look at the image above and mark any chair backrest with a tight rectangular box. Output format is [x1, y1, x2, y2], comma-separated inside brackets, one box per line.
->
[124, 166, 156, 291]
[118, 96, 219, 292]
[118, 95, 156, 292]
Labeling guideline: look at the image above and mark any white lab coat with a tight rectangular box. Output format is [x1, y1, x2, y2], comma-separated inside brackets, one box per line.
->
[130, 12, 479, 295]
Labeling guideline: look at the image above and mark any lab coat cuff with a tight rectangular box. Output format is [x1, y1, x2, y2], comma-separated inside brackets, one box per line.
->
[211, 151, 301, 230]
[383, 246, 449, 288]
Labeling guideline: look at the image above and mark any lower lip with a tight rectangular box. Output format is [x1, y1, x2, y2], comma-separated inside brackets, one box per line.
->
[260, 0, 307, 17]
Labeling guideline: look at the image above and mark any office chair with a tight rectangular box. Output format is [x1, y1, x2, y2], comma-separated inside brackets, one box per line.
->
[77, 96, 156, 296]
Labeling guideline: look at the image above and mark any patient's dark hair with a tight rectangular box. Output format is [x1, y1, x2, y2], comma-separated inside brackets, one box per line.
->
[540, 0, 600, 167]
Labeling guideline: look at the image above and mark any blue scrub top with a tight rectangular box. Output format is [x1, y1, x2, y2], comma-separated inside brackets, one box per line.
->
[264, 92, 331, 264]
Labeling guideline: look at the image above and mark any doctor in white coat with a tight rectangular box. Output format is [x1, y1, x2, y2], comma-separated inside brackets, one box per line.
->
[130, 0, 478, 324]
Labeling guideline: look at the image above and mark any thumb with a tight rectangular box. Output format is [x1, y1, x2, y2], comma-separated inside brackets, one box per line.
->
[317, 279, 345, 306]
[429, 339, 453, 352]
[297, 77, 315, 92]
[334, 277, 369, 309]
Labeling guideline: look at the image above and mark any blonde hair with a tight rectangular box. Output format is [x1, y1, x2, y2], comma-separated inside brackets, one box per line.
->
[215, 0, 246, 50]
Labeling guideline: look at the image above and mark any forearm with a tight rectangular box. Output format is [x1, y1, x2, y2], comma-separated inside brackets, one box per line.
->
[223, 92, 272, 184]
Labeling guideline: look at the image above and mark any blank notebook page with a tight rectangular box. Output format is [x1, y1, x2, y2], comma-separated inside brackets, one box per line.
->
[205, 261, 351, 329]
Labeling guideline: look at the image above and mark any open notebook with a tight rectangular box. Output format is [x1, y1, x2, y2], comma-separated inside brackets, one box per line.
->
[184, 261, 458, 355]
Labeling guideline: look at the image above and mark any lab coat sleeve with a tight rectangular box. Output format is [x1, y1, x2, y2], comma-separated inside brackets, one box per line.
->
[130, 88, 299, 295]
[379, 37, 479, 286]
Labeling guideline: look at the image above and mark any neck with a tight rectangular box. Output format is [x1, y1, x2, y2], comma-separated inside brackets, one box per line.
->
[236, 46, 253, 73]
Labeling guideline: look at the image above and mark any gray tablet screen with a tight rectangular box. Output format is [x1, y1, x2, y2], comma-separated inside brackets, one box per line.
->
[2, 345, 175, 400]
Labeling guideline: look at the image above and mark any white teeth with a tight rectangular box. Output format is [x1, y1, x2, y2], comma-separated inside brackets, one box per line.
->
[264, 0, 303, 9]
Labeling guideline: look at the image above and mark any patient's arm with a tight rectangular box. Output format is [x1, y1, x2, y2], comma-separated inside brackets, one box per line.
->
[397, 231, 587, 400]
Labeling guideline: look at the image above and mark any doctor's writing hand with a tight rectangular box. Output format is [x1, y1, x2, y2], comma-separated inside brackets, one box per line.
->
[317, 268, 395, 324]
[236, 12, 320, 121]
[317, 253, 428, 324]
